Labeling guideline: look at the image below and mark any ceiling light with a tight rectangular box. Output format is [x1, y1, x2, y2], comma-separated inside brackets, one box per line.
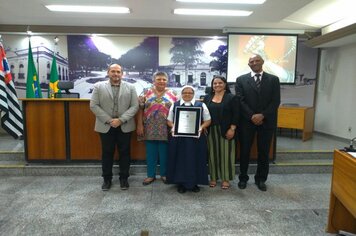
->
[174, 8, 252, 16]
[176, 0, 265, 4]
[26, 26, 32, 36]
[54, 36, 59, 44]
[45, 5, 130, 14]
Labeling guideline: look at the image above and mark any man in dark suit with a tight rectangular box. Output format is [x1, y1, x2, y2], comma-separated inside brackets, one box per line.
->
[90, 64, 139, 191]
[235, 54, 280, 191]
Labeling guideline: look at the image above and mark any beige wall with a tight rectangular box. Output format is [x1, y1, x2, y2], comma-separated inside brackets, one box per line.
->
[314, 42, 356, 139]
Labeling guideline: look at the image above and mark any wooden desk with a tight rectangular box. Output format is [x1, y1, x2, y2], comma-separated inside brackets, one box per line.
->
[21, 99, 274, 162]
[21, 99, 144, 161]
[327, 150, 356, 233]
[277, 106, 314, 141]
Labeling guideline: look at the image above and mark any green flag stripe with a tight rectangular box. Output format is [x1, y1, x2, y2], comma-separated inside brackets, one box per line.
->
[26, 41, 43, 98]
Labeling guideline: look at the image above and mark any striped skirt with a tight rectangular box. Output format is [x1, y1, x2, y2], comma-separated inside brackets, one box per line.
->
[207, 125, 236, 181]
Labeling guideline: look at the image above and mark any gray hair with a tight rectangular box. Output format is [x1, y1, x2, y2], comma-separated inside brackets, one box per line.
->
[153, 71, 168, 82]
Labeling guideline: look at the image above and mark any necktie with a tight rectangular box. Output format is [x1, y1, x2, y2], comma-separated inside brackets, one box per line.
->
[255, 74, 261, 90]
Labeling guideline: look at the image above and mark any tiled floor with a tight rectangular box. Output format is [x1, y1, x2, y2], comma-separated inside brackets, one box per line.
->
[0, 133, 24, 153]
[276, 131, 348, 152]
[0, 132, 347, 235]
[0, 174, 334, 236]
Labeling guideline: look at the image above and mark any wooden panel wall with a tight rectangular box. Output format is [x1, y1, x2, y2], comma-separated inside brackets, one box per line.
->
[24, 100, 66, 160]
[68, 101, 101, 160]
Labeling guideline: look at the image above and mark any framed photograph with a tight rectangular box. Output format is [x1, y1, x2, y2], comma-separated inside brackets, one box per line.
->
[173, 106, 202, 138]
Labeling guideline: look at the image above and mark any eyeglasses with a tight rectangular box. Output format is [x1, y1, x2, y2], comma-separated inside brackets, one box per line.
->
[182, 92, 194, 95]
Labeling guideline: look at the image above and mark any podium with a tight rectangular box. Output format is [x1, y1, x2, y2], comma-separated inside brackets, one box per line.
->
[21, 99, 145, 161]
[327, 150, 356, 233]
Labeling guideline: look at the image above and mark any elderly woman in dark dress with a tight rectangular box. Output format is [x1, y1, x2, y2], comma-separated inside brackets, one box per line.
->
[166, 85, 211, 193]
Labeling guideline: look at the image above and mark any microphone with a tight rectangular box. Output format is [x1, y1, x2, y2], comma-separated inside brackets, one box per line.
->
[344, 137, 356, 152]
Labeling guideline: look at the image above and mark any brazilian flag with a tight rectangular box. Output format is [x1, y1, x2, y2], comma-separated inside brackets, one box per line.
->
[48, 55, 59, 98]
[26, 41, 42, 98]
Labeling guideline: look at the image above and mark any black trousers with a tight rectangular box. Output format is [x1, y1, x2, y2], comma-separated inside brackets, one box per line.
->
[238, 124, 274, 183]
[99, 127, 131, 181]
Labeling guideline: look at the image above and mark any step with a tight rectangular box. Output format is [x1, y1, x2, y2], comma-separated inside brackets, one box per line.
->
[0, 151, 333, 176]
[275, 151, 333, 165]
[276, 151, 333, 160]
[0, 151, 333, 162]
[0, 162, 332, 176]
[0, 151, 25, 162]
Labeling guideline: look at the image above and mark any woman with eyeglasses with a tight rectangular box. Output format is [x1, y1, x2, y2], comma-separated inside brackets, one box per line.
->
[166, 85, 211, 193]
[203, 76, 239, 190]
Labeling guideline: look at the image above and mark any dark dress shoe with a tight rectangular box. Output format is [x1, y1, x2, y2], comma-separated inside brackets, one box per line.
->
[192, 185, 200, 193]
[102, 180, 112, 191]
[120, 179, 129, 190]
[255, 181, 267, 191]
[238, 181, 247, 189]
[177, 185, 186, 193]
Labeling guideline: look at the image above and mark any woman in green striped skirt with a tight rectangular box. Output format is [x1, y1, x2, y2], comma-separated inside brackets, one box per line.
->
[203, 76, 239, 189]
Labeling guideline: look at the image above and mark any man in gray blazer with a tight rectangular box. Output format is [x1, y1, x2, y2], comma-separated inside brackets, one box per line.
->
[90, 64, 139, 191]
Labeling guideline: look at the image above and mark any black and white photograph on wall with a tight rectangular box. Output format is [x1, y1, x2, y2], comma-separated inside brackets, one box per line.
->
[67, 35, 158, 98]
[67, 35, 227, 98]
[1, 35, 68, 98]
[1, 34, 317, 105]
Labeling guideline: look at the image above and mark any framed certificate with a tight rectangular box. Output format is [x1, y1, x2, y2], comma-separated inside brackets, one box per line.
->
[173, 106, 202, 138]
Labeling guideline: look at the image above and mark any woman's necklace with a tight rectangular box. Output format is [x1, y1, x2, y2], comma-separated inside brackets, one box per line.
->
[154, 88, 166, 103]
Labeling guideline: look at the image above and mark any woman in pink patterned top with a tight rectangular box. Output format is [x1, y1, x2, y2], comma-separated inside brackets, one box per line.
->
[137, 71, 178, 185]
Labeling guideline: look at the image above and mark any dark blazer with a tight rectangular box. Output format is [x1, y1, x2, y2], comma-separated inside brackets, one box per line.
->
[235, 72, 280, 129]
[203, 92, 239, 139]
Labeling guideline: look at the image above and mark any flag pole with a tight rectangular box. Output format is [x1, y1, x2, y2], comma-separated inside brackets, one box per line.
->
[48, 36, 59, 98]
[49, 37, 59, 97]
[26, 34, 43, 98]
